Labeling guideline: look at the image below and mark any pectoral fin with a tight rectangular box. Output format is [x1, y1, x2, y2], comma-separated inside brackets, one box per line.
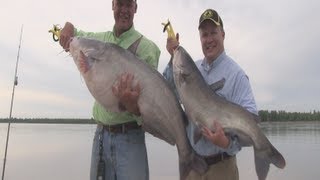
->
[209, 78, 226, 92]
[78, 51, 90, 74]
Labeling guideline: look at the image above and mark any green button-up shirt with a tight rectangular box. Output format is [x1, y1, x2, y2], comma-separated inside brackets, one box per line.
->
[75, 26, 160, 125]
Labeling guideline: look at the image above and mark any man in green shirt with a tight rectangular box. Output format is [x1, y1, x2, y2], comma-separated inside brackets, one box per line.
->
[59, 0, 160, 179]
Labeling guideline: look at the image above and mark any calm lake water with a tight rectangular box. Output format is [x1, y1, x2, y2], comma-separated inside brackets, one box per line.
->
[0, 121, 319, 180]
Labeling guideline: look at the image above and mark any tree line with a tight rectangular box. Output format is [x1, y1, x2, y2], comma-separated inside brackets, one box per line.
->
[0, 118, 94, 124]
[258, 110, 320, 122]
[0, 110, 320, 123]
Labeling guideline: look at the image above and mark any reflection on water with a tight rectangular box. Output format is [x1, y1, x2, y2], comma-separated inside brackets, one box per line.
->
[0, 121, 319, 180]
[239, 121, 320, 180]
[261, 121, 320, 145]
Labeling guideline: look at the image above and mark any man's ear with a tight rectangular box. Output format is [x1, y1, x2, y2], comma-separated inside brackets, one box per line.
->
[135, 3, 137, 13]
[222, 28, 225, 39]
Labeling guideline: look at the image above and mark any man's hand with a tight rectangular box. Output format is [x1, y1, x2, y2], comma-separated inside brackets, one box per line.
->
[112, 73, 141, 116]
[166, 33, 180, 56]
[59, 22, 74, 52]
[202, 121, 230, 149]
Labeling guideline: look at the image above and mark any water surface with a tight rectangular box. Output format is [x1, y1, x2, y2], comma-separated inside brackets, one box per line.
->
[0, 121, 319, 180]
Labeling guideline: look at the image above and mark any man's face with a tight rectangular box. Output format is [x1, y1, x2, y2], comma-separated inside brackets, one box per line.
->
[112, 0, 137, 33]
[199, 20, 225, 62]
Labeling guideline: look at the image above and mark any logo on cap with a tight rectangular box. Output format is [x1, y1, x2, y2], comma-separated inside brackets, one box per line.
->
[203, 10, 214, 19]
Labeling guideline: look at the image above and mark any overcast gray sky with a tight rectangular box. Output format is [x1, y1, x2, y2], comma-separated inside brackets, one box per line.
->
[1, 0, 319, 118]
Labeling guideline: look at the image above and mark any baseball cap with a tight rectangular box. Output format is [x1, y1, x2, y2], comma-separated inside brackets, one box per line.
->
[120, 0, 136, 1]
[198, 9, 223, 29]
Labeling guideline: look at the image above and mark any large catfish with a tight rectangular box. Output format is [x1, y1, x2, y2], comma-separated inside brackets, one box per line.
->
[172, 46, 286, 180]
[68, 37, 207, 179]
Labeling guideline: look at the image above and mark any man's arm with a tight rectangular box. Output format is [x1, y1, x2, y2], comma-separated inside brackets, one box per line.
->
[233, 74, 258, 115]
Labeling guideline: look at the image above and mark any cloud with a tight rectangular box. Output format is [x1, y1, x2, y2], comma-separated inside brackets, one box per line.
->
[1, 0, 320, 118]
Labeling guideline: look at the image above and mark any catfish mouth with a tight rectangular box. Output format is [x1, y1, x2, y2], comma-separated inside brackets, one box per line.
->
[68, 38, 90, 74]
[69, 37, 90, 56]
[172, 50, 184, 72]
[173, 61, 189, 88]
[173, 56, 189, 77]
[173, 61, 183, 72]
[69, 37, 79, 58]
[69, 38, 90, 61]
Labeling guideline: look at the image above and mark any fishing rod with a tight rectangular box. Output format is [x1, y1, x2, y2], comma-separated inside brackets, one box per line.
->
[1, 25, 23, 180]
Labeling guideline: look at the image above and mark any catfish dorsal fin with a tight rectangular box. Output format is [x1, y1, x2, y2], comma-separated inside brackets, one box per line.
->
[209, 78, 226, 92]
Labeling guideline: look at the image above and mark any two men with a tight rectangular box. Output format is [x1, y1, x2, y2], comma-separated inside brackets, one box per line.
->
[60, 2, 257, 179]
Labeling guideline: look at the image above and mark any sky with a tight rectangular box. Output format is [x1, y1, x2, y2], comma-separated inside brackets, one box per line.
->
[1, 0, 320, 118]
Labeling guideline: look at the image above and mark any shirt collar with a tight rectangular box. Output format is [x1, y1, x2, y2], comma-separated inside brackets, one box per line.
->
[201, 51, 226, 72]
[111, 25, 141, 49]
[112, 25, 135, 38]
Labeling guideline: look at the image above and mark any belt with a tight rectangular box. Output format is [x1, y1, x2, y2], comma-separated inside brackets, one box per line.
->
[204, 152, 233, 165]
[101, 121, 141, 133]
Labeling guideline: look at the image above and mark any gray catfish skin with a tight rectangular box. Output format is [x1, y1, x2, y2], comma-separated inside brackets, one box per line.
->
[172, 46, 286, 180]
[68, 37, 207, 179]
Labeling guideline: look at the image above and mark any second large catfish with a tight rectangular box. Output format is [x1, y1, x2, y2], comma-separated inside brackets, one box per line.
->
[172, 46, 286, 180]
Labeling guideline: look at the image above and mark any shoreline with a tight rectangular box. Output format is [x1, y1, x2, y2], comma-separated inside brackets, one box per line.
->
[0, 118, 319, 124]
